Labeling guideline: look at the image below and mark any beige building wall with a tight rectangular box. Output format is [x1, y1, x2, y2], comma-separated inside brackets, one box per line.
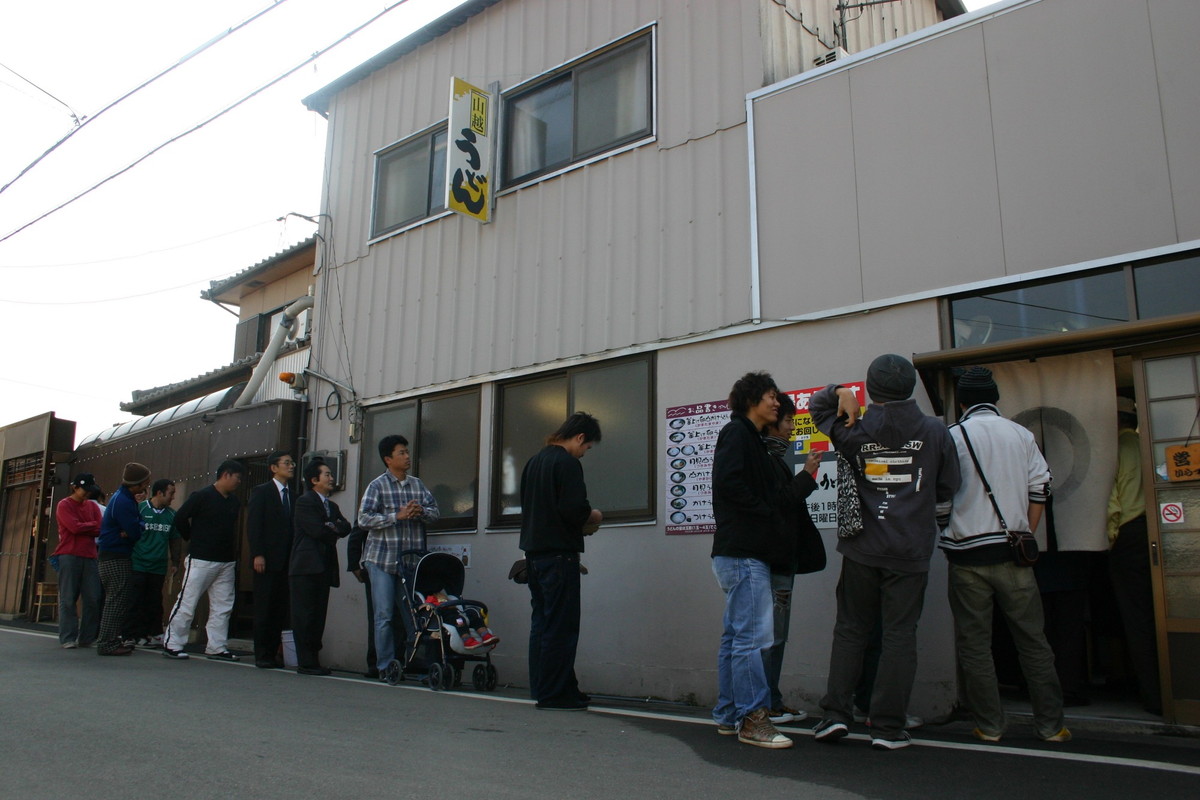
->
[752, 0, 1200, 319]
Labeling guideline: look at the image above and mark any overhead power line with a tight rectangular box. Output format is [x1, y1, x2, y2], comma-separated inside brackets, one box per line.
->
[0, 0, 421, 246]
[0, 62, 84, 125]
[0, 0, 292, 198]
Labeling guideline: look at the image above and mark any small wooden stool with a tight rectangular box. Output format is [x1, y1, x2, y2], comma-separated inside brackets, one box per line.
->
[32, 582, 59, 622]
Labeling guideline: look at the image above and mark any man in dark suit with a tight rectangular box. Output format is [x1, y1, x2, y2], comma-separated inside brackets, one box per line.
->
[247, 451, 295, 669]
[289, 459, 351, 675]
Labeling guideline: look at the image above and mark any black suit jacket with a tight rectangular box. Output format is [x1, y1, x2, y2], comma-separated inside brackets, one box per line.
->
[248, 480, 294, 572]
[289, 490, 351, 587]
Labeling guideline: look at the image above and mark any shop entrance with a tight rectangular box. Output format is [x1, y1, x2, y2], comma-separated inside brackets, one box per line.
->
[1134, 347, 1200, 725]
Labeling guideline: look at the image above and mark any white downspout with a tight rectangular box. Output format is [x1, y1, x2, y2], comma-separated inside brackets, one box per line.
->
[235, 294, 315, 408]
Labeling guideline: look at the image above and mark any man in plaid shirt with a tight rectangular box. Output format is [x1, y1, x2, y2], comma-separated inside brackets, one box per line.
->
[357, 434, 440, 683]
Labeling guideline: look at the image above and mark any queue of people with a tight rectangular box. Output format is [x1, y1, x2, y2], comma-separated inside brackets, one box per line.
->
[47, 359, 1147, 748]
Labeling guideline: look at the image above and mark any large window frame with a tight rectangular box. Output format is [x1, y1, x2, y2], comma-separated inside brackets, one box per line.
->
[501, 30, 654, 189]
[948, 250, 1200, 349]
[358, 387, 481, 533]
[370, 123, 449, 240]
[490, 354, 655, 528]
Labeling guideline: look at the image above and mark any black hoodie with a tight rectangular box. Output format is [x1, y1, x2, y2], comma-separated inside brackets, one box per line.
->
[811, 385, 960, 573]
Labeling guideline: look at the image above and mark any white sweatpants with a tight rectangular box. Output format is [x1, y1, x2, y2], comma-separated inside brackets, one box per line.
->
[163, 557, 236, 655]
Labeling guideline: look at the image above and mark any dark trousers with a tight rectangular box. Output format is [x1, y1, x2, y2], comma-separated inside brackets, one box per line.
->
[253, 570, 290, 662]
[1040, 588, 1089, 700]
[290, 574, 331, 669]
[127, 570, 166, 639]
[1109, 516, 1162, 714]
[96, 555, 134, 654]
[820, 557, 928, 740]
[527, 552, 582, 703]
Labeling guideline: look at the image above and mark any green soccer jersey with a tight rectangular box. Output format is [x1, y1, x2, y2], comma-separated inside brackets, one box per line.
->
[133, 500, 180, 574]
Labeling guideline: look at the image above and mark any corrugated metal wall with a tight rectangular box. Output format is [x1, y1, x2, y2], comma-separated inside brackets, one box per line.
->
[315, 0, 763, 401]
[759, 0, 950, 84]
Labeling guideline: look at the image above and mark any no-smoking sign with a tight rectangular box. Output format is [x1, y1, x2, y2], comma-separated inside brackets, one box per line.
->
[1160, 502, 1185, 525]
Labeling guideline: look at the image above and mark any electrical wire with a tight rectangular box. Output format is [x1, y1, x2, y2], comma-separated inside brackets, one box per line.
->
[0, 62, 83, 125]
[0, 0, 421, 246]
[0, 269, 241, 306]
[0, 218, 282, 268]
[0, 0, 292, 197]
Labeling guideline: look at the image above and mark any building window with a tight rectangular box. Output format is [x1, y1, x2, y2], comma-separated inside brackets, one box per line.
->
[257, 305, 311, 353]
[503, 33, 652, 187]
[949, 268, 1129, 347]
[360, 388, 480, 531]
[949, 248, 1200, 349]
[371, 126, 448, 238]
[492, 355, 654, 526]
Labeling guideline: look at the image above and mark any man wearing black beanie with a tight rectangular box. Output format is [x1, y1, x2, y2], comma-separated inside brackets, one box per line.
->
[809, 354, 960, 751]
[939, 367, 1069, 744]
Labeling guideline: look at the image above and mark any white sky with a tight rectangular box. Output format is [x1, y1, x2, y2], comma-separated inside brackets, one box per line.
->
[0, 0, 465, 443]
[0, 0, 995, 446]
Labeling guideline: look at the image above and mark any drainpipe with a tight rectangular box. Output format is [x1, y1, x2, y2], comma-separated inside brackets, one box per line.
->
[235, 294, 315, 408]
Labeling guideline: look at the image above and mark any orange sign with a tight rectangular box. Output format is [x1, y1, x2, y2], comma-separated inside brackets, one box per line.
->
[1165, 443, 1200, 482]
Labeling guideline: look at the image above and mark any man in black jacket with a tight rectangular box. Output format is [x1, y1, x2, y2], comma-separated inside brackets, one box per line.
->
[247, 451, 295, 669]
[289, 459, 351, 676]
[710, 371, 793, 749]
[520, 412, 603, 711]
[162, 459, 246, 661]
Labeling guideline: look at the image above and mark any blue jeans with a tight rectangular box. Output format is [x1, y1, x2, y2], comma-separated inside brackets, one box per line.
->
[763, 572, 795, 710]
[57, 554, 101, 646]
[527, 552, 582, 703]
[712, 556, 773, 725]
[365, 563, 408, 672]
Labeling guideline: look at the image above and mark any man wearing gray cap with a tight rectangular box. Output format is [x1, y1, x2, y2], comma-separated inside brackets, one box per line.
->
[809, 354, 959, 750]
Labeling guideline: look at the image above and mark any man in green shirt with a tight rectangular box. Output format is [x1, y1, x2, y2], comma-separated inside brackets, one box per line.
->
[128, 479, 182, 647]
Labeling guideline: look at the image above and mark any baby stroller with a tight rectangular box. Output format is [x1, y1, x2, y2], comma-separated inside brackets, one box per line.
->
[392, 550, 499, 692]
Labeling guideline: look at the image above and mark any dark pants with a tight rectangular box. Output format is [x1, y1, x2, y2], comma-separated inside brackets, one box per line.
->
[527, 552, 582, 703]
[253, 570, 290, 663]
[1040, 588, 1089, 701]
[1109, 516, 1162, 714]
[127, 570, 165, 639]
[290, 574, 331, 669]
[820, 557, 928, 740]
[96, 555, 134, 654]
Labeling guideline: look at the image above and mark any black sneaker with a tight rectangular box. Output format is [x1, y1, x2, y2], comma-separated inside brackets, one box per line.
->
[206, 651, 240, 662]
[162, 648, 189, 660]
[812, 718, 849, 743]
[870, 731, 912, 751]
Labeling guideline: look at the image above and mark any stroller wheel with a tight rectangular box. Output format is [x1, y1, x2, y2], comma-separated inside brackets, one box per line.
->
[485, 663, 498, 692]
[427, 662, 445, 691]
[472, 664, 487, 691]
[441, 662, 454, 690]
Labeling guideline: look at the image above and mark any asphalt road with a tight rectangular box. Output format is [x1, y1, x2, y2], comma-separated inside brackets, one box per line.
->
[3, 626, 1198, 799]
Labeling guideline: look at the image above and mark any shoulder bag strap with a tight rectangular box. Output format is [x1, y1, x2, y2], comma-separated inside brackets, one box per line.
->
[953, 422, 1009, 532]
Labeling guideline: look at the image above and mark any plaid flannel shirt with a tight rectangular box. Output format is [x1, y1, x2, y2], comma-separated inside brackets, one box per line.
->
[356, 471, 440, 573]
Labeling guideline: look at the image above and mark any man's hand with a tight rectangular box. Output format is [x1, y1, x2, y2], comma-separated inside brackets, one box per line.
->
[352, 568, 366, 584]
[835, 387, 860, 427]
[804, 450, 822, 476]
[253, 555, 266, 574]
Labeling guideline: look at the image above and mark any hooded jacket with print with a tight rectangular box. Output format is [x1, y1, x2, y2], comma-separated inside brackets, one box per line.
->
[810, 385, 960, 573]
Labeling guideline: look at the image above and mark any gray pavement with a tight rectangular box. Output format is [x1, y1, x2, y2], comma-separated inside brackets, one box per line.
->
[3, 625, 1199, 800]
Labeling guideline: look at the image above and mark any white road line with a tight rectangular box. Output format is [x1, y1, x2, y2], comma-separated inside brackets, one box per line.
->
[6, 627, 1198, 776]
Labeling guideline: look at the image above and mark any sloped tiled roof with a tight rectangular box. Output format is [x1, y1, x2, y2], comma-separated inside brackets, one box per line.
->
[121, 354, 262, 415]
[200, 235, 317, 304]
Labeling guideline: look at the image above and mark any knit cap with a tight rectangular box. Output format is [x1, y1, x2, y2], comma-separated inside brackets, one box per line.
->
[121, 462, 151, 487]
[956, 366, 1000, 408]
[866, 354, 916, 403]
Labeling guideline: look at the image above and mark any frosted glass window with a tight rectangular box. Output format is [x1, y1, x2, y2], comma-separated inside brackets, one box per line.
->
[372, 128, 447, 237]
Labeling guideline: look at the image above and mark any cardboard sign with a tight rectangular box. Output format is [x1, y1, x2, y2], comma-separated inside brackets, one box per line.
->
[1165, 443, 1200, 483]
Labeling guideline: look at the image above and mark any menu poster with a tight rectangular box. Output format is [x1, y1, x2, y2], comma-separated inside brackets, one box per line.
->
[664, 382, 865, 535]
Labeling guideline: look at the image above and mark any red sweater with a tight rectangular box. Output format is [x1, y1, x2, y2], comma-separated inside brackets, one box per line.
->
[53, 496, 101, 558]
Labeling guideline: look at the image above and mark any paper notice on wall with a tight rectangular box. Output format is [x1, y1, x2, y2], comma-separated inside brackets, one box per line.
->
[664, 383, 863, 534]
